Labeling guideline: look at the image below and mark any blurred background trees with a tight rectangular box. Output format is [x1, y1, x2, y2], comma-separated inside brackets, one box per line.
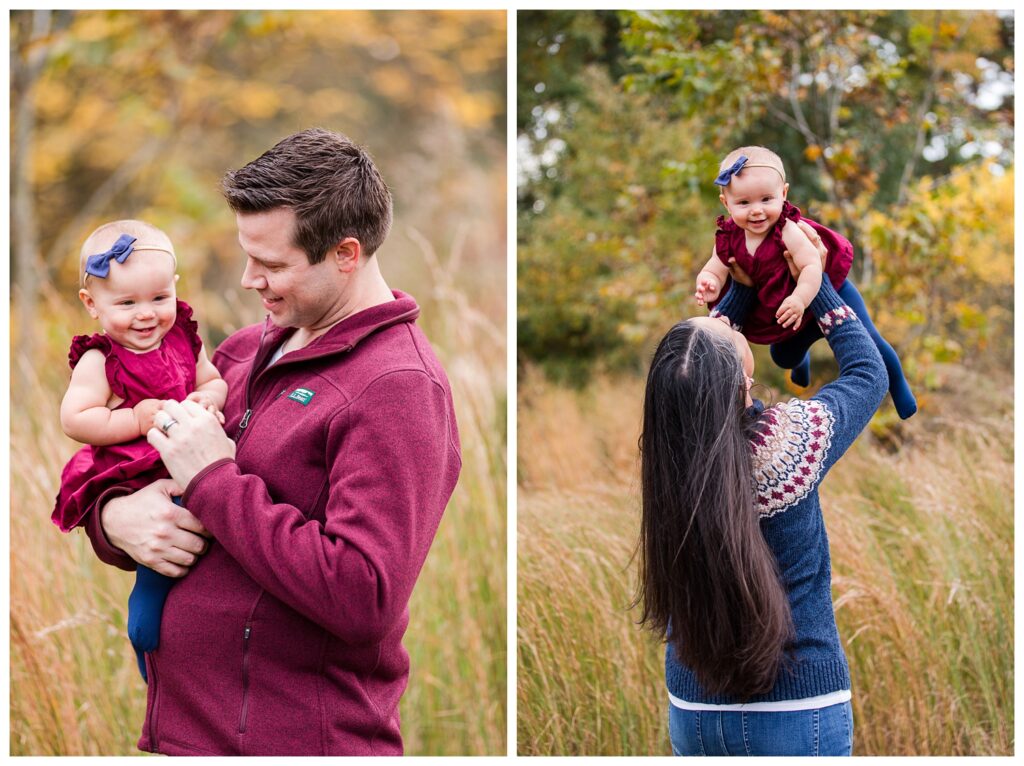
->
[12, 9, 506, 363]
[518, 9, 1013, 392]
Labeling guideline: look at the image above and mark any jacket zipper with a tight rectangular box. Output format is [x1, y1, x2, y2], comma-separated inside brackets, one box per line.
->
[233, 321, 351, 448]
[238, 622, 253, 734]
[234, 321, 271, 441]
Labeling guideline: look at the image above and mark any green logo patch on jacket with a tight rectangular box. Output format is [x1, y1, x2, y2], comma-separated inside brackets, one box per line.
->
[287, 387, 316, 406]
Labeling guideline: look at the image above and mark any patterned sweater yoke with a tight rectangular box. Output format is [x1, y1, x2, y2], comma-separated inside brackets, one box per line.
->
[667, 280, 887, 705]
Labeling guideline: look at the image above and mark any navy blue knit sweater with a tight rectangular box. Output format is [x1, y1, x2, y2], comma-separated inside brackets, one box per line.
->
[666, 278, 887, 703]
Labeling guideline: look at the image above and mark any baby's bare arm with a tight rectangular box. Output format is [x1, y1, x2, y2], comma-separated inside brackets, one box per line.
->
[695, 247, 731, 305]
[780, 220, 824, 307]
[60, 349, 146, 445]
[186, 345, 228, 424]
[697, 249, 730, 285]
[192, 345, 227, 410]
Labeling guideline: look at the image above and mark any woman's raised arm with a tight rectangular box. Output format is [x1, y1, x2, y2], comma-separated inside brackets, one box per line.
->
[807, 278, 887, 473]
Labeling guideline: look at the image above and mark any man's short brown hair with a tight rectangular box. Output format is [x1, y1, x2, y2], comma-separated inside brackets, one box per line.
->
[221, 128, 393, 264]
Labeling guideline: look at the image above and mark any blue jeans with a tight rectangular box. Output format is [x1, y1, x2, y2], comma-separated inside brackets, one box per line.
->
[669, 701, 854, 756]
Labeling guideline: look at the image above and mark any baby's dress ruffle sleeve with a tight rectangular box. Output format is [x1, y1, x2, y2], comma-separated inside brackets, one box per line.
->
[714, 214, 737, 266]
[173, 300, 203, 360]
[68, 333, 128, 401]
[68, 333, 110, 369]
[770, 201, 803, 247]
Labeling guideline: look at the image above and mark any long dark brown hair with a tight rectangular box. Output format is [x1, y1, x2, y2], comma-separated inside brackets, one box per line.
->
[636, 321, 793, 700]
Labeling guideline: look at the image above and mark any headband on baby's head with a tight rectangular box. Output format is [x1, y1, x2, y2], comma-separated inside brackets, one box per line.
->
[714, 155, 785, 187]
[83, 233, 177, 284]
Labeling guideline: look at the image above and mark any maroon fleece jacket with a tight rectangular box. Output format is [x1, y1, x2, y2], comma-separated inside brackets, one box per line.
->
[86, 291, 461, 755]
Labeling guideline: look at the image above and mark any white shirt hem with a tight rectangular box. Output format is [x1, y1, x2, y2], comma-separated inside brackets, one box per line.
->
[668, 689, 851, 712]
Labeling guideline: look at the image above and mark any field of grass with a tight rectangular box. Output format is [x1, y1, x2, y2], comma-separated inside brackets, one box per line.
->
[517, 364, 1013, 756]
[10, 252, 507, 756]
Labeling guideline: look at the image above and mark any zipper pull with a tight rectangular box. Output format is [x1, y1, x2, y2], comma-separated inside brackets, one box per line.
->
[244, 626, 251, 640]
[239, 409, 252, 430]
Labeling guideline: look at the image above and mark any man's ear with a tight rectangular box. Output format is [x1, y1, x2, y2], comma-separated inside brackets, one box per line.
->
[78, 288, 99, 319]
[333, 237, 362, 274]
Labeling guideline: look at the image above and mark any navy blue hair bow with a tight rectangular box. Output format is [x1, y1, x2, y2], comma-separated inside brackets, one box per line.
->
[714, 155, 748, 186]
[85, 234, 137, 279]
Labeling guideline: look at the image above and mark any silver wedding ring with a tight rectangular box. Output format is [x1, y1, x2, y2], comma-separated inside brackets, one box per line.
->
[159, 417, 179, 434]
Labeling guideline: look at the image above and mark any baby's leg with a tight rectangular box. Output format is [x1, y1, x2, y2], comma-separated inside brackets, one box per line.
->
[769, 322, 822, 387]
[837, 280, 917, 419]
[126, 497, 180, 683]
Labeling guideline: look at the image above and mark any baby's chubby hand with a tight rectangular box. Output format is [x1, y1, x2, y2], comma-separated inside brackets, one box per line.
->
[694, 272, 722, 306]
[186, 391, 226, 425]
[132, 398, 165, 437]
[776, 294, 806, 330]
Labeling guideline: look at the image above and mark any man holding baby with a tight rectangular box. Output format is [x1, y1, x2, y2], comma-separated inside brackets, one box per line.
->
[86, 127, 461, 756]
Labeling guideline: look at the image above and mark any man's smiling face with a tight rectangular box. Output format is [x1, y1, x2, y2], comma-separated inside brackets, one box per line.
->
[236, 207, 345, 331]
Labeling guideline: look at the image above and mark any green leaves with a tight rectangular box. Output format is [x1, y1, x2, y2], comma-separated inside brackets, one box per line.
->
[518, 9, 1013, 385]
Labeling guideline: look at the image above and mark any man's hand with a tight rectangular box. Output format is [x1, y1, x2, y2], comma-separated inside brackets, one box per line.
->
[694, 272, 722, 306]
[782, 220, 828, 280]
[148, 399, 236, 489]
[776, 293, 806, 329]
[132, 399, 164, 437]
[186, 391, 226, 425]
[101, 478, 210, 577]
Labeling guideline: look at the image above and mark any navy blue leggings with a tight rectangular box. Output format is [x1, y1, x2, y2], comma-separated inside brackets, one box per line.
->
[770, 280, 916, 419]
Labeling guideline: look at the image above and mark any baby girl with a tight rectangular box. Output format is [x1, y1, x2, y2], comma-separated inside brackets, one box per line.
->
[54, 219, 227, 679]
[695, 146, 916, 419]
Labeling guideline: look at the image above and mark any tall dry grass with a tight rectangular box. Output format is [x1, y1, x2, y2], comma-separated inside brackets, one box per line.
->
[517, 365, 1012, 756]
[10, 245, 506, 756]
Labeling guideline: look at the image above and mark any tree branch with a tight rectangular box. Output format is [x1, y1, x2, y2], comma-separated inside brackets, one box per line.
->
[896, 12, 946, 206]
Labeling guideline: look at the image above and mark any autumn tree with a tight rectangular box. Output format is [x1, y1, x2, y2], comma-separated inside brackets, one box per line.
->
[11, 9, 506, 363]
[517, 10, 1013, 386]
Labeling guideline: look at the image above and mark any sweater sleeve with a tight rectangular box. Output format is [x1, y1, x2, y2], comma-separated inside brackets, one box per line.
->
[182, 369, 461, 646]
[82, 486, 139, 572]
[709, 281, 757, 330]
[808, 278, 887, 473]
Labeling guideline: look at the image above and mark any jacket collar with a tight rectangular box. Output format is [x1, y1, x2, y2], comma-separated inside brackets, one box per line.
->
[258, 290, 420, 366]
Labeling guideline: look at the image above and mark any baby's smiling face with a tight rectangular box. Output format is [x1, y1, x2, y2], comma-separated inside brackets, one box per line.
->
[79, 251, 178, 353]
[720, 166, 790, 236]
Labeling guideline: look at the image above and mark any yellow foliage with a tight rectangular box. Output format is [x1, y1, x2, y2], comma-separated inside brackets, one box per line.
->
[863, 162, 1012, 374]
[73, 12, 132, 42]
[225, 82, 282, 120]
[308, 87, 358, 118]
[373, 65, 415, 100]
[33, 79, 72, 119]
[451, 92, 497, 128]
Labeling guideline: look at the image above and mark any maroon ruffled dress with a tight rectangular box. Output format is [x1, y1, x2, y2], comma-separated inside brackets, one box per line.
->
[52, 300, 203, 532]
[709, 201, 854, 344]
